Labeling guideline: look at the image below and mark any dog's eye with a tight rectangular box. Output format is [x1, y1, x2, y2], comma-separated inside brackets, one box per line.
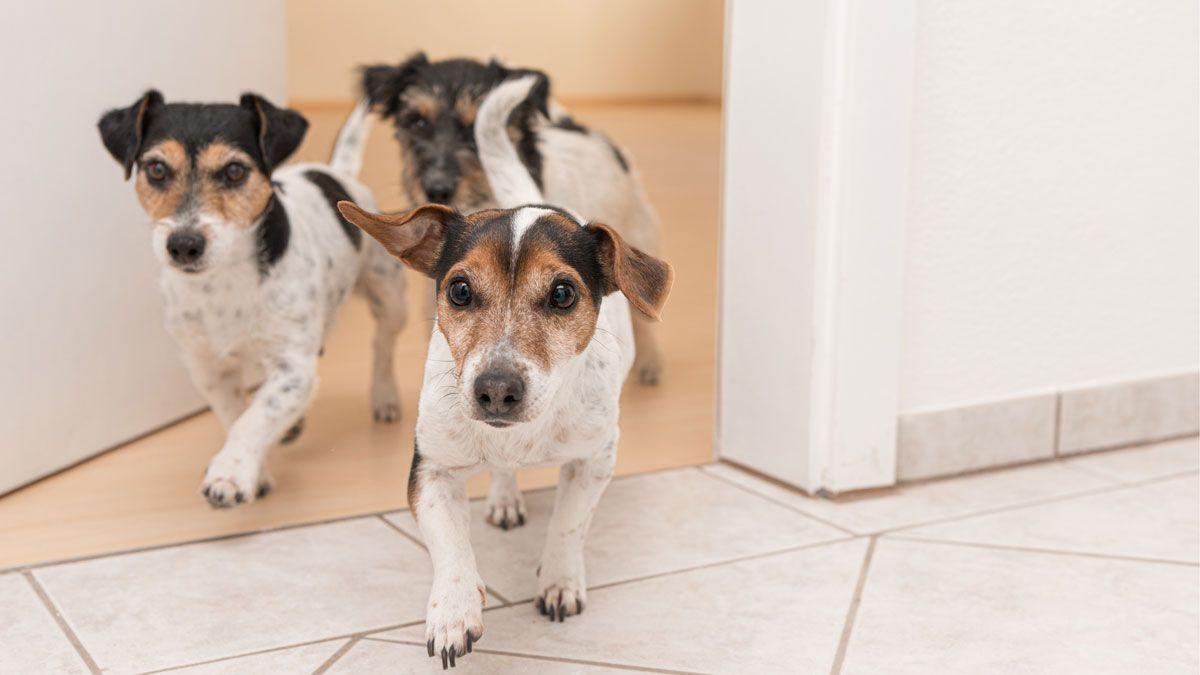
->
[448, 280, 472, 307]
[404, 114, 430, 133]
[222, 162, 248, 185]
[145, 160, 169, 183]
[549, 283, 577, 310]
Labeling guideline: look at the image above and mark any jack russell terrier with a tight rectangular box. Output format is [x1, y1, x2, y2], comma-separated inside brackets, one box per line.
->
[361, 53, 669, 536]
[337, 76, 673, 669]
[98, 92, 408, 507]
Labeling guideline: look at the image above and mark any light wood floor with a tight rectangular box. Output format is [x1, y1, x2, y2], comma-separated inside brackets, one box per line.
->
[0, 103, 721, 570]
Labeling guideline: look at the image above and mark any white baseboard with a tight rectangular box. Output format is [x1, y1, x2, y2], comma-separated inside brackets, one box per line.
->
[897, 371, 1199, 482]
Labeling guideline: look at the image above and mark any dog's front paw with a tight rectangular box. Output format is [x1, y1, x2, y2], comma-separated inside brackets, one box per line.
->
[371, 381, 401, 423]
[485, 483, 527, 531]
[200, 452, 265, 508]
[536, 556, 586, 621]
[425, 574, 486, 669]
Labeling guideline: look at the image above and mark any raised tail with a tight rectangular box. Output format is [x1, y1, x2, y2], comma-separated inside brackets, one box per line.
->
[329, 99, 372, 178]
[475, 76, 544, 207]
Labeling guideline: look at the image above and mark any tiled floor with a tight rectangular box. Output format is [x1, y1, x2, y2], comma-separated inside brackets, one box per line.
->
[3, 437, 1196, 674]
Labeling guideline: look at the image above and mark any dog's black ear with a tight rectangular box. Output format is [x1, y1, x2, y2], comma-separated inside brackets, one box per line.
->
[588, 223, 674, 320]
[98, 90, 163, 180]
[239, 93, 308, 172]
[361, 52, 428, 116]
[337, 201, 455, 278]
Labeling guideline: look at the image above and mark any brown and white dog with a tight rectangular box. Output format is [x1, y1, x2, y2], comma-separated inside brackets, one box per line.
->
[337, 77, 673, 669]
[97, 93, 408, 507]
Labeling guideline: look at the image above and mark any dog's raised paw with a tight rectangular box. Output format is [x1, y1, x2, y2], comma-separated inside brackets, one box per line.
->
[536, 579, 586, 622]
[425, 575, 485, 669]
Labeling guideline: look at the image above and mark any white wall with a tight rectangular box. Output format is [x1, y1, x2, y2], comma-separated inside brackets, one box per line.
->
[901, 0, 1200, 412]
[0, 1, 286, 493]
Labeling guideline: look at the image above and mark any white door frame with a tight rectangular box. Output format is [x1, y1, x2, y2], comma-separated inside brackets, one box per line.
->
[717, 0, 916, 494]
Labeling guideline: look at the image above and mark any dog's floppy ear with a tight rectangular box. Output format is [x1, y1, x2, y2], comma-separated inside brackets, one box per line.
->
[361, 52, 428, 117]
[98, 90, 163, 179]
[588, 223, 674, 320]
[338, 201, 453, 277]
[239, 93, 308, 173]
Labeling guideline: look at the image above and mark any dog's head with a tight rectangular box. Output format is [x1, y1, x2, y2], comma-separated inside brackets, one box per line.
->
[97, 90, 308, 274]
[340, 202, 672, 427]
[360, 54, 548, 210]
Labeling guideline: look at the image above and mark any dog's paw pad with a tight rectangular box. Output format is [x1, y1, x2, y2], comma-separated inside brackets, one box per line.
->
[536, 581, 586, 622]
[485, 501, 527, 531]
[280, 417, 305, 444]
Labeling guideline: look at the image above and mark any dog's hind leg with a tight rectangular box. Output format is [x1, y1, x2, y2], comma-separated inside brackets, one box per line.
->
[358, 244, 408, 422]
[485, 469, 527, 530]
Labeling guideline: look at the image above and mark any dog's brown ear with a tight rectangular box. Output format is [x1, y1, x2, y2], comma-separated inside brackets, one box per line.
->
[338, 201, 454, 277]
[361, 52, 428, 117]
[98, 90, 162, 179]
[588, 223, 674, 320]
[240, 93, 309, 172]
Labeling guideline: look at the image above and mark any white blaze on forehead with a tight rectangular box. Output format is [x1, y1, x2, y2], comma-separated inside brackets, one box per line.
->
[509, 206, 554, 266]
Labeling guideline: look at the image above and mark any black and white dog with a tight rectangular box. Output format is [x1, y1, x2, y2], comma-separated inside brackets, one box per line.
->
[337, 76, 673, 669]
[361, 53, 668, 533]
[98, 92, 408, 507]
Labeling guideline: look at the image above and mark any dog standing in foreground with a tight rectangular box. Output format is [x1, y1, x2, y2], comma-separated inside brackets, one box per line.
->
[362, 53, 669, 534]
[337, 77, 673, 669]
[98, 92, 408, 507]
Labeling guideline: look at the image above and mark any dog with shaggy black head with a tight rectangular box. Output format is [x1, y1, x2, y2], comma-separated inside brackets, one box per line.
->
[362, 54, 669, 535]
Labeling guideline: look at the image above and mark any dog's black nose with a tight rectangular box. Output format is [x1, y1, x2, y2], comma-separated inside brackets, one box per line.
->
[474, 370, 525, 417]
[423, 181, 455, 205]
[166, 230, 206, 266]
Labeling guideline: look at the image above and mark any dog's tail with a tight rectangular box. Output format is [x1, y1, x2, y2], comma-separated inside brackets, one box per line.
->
[475, 76, 544, 207]
[329, 99, 372, 178]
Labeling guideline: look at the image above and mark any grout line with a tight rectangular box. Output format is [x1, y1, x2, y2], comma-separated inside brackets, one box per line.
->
[875, 469, 1200, 537]
[363, 636, 702, 674]
[22, 571, 101, 675]
[828, 536, 877, 675]
[375, 515, 514, 606]
[2, 463, 708, 575]
[312, 636, 361, 675]
[696, 464, 860, 535]
[886, 535, 1200, 568]
[1052, 391, 1063, 456]
[142, 621, 426, 674]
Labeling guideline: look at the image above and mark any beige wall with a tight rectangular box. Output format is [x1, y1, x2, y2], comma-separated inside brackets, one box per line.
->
[285, 0, 724, 103]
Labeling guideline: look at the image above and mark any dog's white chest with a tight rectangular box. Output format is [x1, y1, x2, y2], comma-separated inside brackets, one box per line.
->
[161, 270, 261, 359]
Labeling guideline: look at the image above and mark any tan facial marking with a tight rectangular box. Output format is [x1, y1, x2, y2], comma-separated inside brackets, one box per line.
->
[196, 143, 272, 227]
[402, 87, 442, 121]
[135, 140, 188, 220]
[455, 91, 480, 127]
[437, 234, 511, 369]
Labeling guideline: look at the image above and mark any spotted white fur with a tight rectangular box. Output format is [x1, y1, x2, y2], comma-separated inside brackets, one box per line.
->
[409, 78, 642, 664]
[149, 104, 408, 507]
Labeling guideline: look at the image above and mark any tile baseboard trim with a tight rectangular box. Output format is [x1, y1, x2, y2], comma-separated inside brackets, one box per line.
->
[897, 370, 1200, 482]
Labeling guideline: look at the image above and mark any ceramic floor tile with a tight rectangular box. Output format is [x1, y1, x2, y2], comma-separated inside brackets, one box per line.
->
[1064, 436, 1199, 483]
[705, 460, 1115, 534]
[842, 539, 1199, 674]
[168, 640, 347, 674]
[894, 474, 1199, 563]
[0, 573, 89, 675]
[383, 539, 868, 674]
[34, 518, 432, 673]
[333, 638, 631, 673]
[385, 468, 846, 601]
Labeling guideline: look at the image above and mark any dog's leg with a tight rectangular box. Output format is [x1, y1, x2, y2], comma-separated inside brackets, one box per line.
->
[537, 435, 617, 620]
[485, 469, 526, 530]
[183, 355, 247, 432]
[200, 353, 316, 507]
[358, 248, 408, 422]
[630, 314, 665, 386]
[411, 460, 485, 666]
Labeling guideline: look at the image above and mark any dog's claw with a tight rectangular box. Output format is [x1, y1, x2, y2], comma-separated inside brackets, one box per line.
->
[448, 645, 456, 668]
[234, 491, 244, 504]
[466, 633, 473, 653]
[427, 639, 435, 657]
[441, 647, 448, 670]
[255, 482, 271, 499]
[556, 602, 565, 622]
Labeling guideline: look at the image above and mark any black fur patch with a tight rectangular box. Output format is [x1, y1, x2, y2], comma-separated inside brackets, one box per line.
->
[551, 116, 588, 133]
[407, 442, 424, 514]
[303, 170, 361, 249]
[256, 195, 290, 275]
[605, 138, 630, 172]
